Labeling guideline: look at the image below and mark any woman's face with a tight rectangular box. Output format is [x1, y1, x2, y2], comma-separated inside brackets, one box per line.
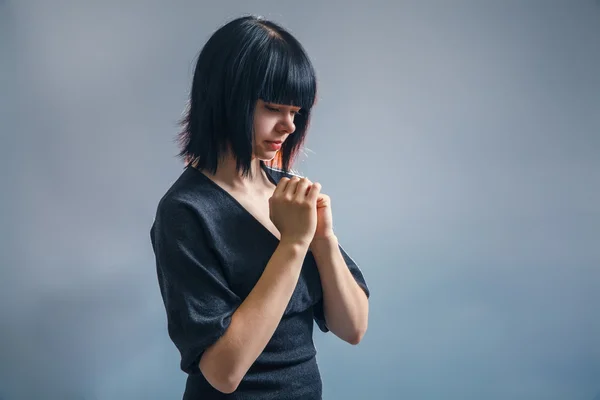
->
[252, 99, 301, 160]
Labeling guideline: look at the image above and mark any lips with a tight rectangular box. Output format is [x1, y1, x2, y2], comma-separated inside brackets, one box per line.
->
[265, 141, 282, 151]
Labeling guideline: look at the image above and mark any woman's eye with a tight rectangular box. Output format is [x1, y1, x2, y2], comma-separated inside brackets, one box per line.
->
[265, 104, 300, 116]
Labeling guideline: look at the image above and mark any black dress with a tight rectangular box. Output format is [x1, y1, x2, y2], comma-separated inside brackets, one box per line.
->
[150, 162, 370, 399]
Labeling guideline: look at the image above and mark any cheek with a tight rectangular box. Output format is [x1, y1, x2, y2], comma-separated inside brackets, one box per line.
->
[253, 115, 275, 137]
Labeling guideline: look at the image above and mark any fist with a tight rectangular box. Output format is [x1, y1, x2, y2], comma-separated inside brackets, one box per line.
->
[314, 192, 334, 240]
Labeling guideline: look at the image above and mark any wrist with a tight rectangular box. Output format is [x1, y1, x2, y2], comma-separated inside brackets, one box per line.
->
[310, 234, 338, 250]
[279, 236, 311, 253]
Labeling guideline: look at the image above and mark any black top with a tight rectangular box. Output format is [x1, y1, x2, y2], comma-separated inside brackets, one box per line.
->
[150, 163, 370, 399]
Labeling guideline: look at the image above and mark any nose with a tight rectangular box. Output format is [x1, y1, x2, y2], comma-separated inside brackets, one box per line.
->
[278, 113, 296, 135]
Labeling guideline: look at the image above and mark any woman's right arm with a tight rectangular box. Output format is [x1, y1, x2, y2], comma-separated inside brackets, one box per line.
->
[199, 239, 309, 394]
[200, 176, 320, 394]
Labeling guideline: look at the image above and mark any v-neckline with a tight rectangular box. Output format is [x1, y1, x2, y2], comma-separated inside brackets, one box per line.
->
[189, 161, 282, 244]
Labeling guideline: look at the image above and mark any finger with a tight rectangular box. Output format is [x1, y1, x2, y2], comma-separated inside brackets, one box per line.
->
[307, 182, 321, 203]
[304, 180, 314, 196]
[273, 177, 290, 196]
[295, 178, 312, 200]
[284, 176, 302, 197]
[316, 193, 329, 208]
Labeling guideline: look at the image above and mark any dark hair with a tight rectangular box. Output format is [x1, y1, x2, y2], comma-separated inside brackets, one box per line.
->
[177, 15, 318, 177]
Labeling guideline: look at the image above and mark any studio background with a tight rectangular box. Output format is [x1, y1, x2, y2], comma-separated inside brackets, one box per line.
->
[1, 1, 599, 399]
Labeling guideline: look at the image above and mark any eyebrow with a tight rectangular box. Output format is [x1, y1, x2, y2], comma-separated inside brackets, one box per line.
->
[266, 102, 301, 110]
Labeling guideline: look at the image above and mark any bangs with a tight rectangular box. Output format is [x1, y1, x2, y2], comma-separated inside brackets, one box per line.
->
[257, 39, 317, 111]
[179, 15, 318, 177]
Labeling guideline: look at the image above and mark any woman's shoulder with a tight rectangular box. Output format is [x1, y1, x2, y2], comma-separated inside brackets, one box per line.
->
[153, 166, 217, 220]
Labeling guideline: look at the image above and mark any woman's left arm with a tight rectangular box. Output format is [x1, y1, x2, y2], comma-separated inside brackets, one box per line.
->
[310, 234, 370, 345]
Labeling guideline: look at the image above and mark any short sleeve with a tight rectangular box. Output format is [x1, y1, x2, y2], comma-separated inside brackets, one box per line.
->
[150, 199, 241, 375]
[313, 242, 370, 333]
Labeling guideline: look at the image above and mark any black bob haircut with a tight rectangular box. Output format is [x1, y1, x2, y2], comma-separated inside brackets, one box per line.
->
[177, 15, 318, 177]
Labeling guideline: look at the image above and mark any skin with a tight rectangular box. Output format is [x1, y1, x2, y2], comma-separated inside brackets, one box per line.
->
[193, 99, 369, 394]
[196, 99, 298, 196]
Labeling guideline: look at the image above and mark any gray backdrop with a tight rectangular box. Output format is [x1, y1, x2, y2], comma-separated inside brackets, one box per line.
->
[1, 1, 599, 399]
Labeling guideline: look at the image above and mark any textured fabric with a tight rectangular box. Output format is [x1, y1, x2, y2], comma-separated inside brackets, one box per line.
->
[150, 162, 370, 399]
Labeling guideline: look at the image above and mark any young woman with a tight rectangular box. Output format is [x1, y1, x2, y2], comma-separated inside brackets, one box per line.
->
[150, 15, 370, 399]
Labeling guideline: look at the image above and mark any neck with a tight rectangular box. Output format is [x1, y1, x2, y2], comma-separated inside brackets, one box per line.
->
[192, 153, 272, 193]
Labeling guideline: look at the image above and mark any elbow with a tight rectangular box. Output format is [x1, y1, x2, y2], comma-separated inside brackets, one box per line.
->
[213, 376, 241, 394]
[347, 321, 368, 345]
[201, 367, 242, 394]
[199, 356, 243, 394]
[347, 335, 361, 346]
[346, 329, 366, 345]
[329, 313, 369, 345]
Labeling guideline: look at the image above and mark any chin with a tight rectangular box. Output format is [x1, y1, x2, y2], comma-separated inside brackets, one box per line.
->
[253, 153, 277, 162]
[256, 151, 278, 161]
